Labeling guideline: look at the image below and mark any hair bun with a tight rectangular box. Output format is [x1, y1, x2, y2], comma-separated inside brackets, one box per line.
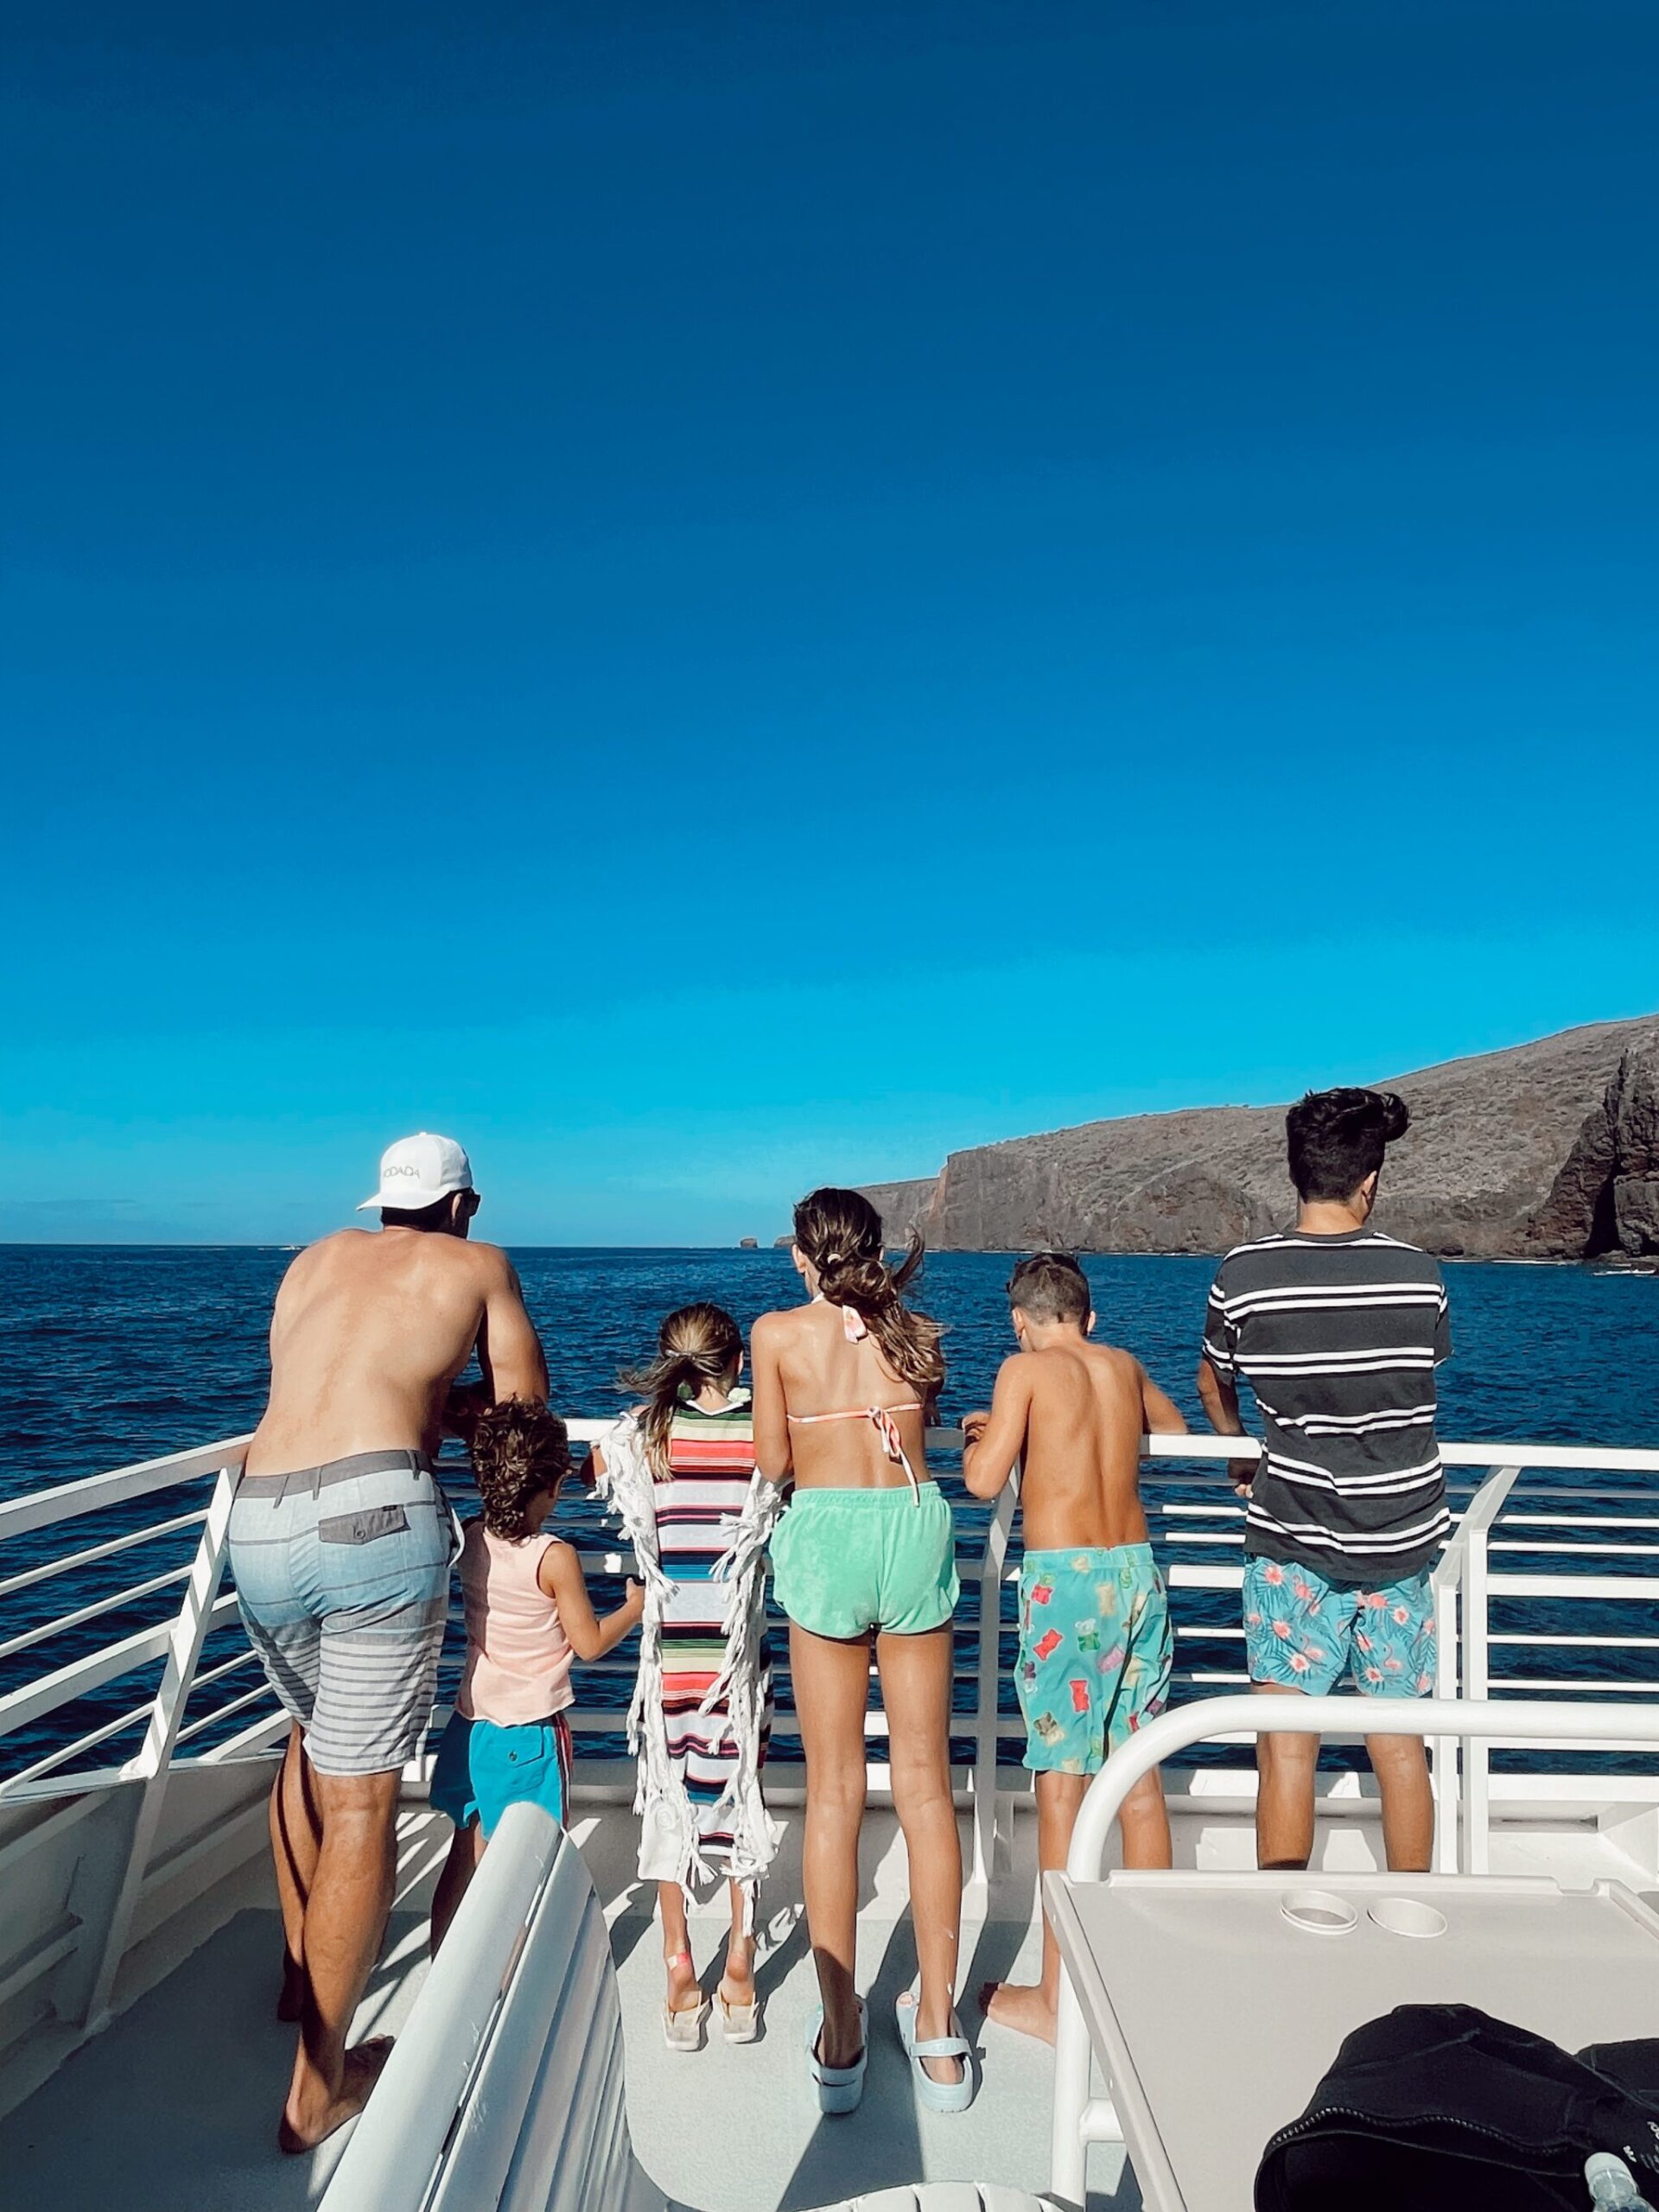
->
[1379, 1091, 1410, 1141]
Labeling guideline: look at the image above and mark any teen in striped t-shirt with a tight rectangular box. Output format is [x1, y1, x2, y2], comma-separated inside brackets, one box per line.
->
[1198, 1087, 1451, 1874]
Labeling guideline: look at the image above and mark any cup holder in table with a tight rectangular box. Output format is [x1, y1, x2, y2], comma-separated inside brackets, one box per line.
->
[1280, 1889, 1359, 1936]
[1368, 1896, 1447, 1939]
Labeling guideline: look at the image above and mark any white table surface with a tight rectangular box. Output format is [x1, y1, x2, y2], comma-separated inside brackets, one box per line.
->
[1045, 1868, 1659, 2212]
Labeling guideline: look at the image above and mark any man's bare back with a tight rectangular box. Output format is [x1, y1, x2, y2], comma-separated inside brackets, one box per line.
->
[246, 1228, 548, 1477]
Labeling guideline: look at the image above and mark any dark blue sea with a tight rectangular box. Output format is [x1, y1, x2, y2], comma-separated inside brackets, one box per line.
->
[3, 1246, 1657, 1783]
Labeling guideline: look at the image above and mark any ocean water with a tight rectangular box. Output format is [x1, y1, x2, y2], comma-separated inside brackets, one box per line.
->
[3, 1244, 1657, 1782]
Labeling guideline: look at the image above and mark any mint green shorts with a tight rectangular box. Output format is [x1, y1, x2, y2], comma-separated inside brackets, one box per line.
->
[771, 1484, 960, 1640]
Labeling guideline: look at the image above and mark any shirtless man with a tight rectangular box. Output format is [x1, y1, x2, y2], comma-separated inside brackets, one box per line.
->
[229, 1133, 547, 2151]
[962, 1251, 1187, 2043]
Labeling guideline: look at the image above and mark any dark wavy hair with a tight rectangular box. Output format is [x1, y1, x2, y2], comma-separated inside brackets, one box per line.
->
[792, 1186, 944, 1391]
[618, 1302, 744, 1480]
[1286, 1087, 1411, 1203]
[469, 1396, 571, 1541]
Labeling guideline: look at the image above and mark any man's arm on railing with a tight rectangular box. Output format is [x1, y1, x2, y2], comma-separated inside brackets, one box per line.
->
[1196, 1355, 1261, 1497]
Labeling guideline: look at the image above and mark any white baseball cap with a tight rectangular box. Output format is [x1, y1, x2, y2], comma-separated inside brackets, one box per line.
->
[358, 1132, 476, 1212]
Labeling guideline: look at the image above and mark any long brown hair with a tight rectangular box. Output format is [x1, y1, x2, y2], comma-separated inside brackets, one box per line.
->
[792, 1186, 944, 1392]
[619, 1302, 744, 1479]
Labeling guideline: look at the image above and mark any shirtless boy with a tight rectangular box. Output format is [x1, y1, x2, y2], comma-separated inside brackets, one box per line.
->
[230, 1133, 547, 2151]
[962, 1252, 1187, 2043]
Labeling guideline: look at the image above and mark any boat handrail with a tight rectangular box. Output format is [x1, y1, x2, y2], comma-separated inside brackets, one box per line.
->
[1050, 1689, 1659, 2209]
[3, 1428, 1658, 2057]
[4, 1428, 1658, 1821]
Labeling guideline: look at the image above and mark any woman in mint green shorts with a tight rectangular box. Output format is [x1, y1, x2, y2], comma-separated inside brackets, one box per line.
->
[752, 1188, 975, 2117]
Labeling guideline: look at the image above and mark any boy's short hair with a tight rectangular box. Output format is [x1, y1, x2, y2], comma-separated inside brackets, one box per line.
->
[471, 1396, 570, 1541]
[1286, 1087, 1411, 1203]
[1007, 1251, 1091, 1325]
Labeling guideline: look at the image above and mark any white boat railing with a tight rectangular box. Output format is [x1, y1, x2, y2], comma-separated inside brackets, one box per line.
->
[3, 1427, 1658, 1899]
[966, 1436, 1659, 1890]
[1048, 1691, 1659, 2211]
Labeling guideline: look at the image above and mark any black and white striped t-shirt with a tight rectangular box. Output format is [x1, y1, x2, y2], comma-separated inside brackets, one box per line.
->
[1202, 1228, 1452, 1583]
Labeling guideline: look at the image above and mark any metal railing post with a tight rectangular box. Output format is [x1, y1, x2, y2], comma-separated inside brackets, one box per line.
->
[1052, 1962, 1116, 2209]
[73, 1461, 240, 2030]
[968, 1465, 1018, 1901]
[1457, 1465, 1521, 1877]
[1430, 1538, 1463, 1872]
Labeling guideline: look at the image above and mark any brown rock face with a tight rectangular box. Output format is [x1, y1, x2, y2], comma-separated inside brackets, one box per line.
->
[855, 1018, 1659, 1258]
[1530, 1033, 1659, 1256]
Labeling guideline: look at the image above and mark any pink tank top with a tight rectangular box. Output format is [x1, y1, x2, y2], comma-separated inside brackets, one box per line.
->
[455, 1520, 575, 1726]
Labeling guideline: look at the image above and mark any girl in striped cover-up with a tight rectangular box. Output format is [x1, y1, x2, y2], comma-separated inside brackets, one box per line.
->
[591, 1304, 780, 2050]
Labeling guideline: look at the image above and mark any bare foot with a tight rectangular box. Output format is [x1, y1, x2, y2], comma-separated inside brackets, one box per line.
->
[665, 1950, 703, 2016]
[898, 1989, 965, 2087]
[979, 1978, 1057, 2045]
[277, 2037, 394, 2153]
[276, 1952, 305, 2024]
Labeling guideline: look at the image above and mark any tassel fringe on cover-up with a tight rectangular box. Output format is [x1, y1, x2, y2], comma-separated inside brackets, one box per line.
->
[594, 1401, 783, 1915]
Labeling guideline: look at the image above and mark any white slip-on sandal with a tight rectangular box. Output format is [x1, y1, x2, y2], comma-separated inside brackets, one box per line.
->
[716, 1976, 760, 2044]
[663, 1953, 708, 2052]
[895, 1986, 976, 2113]
[805, 1999, 867, 2114]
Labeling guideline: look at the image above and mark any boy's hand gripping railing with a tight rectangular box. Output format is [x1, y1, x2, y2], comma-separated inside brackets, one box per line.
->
[1048, 1692, 1659, 2212]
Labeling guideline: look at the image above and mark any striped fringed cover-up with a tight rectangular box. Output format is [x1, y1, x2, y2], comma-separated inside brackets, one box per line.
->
[654, 1393, 774, 1874]
[594, 1389, 780, 1901]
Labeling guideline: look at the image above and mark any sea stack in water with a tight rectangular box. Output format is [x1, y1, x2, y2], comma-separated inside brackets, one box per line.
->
[858, 1017, 1659, 1260]
[1529, 1033, 1659, 1257]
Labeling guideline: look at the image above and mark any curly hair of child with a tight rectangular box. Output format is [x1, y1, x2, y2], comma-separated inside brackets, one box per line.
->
[470, 1396, 572, 1541]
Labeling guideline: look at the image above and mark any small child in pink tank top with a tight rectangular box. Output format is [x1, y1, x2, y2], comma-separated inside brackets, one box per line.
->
[430, 1399, 642, 1952]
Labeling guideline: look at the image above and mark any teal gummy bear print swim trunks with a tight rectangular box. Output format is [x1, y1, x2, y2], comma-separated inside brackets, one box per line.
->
[1015, 1543, 1172, 1776]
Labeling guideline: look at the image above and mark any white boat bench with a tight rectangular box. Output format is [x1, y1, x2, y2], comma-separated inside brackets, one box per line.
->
[321, 1804, 1046, 2212]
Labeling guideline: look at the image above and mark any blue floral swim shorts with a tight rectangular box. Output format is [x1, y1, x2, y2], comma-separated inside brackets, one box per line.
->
[1243, 1556, 1436, 1698]
[1016, 1543, 1173, 1775]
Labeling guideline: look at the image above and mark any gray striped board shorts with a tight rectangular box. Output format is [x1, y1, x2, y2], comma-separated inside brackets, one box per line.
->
[228, 1449, 459, 1777]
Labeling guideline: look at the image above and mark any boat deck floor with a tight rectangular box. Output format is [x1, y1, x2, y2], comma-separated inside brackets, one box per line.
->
[0, 1802, 1113, 2212]
[3, 1791, 1651, 2212]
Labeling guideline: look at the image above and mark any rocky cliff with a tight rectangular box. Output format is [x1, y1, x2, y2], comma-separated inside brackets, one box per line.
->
[856, 1018, 1659, 1259]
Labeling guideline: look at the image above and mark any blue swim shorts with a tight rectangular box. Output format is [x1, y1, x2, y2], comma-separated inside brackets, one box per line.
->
[1016, 1544, 1172, 1776]
[1243, 1556, 1436, 1698]
[430, 1709, 574, 1838]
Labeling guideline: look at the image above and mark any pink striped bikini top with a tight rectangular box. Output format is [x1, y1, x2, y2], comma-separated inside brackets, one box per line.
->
[786, 1300, 925, 1499]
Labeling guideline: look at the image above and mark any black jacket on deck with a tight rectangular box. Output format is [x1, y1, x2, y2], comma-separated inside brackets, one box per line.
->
[1255, 2005, 1659, 2212]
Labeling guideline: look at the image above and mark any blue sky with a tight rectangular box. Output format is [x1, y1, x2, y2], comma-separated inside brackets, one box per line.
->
[4, 0, 1657, 1246]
